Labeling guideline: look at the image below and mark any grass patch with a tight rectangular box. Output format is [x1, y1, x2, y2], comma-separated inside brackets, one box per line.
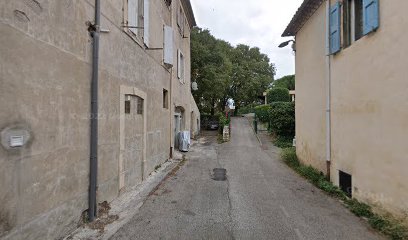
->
[280, 147, 408, 240]
[273, 135, 294, 148]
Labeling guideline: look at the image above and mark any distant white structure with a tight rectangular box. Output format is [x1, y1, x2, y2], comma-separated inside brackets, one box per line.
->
[226, 98, 235, 110]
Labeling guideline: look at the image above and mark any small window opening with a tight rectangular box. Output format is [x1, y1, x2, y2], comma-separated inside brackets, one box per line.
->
[339, 170, 352, 198]
[137, 96, 144, 115]
[163, 89, 169, 109]
[164, 0, 171, 7]
[125, 99, 131, 114]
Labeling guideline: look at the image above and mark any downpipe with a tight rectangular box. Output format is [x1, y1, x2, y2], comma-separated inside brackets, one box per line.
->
[89, 0, 100, 222]
[325, 0, 332, 180]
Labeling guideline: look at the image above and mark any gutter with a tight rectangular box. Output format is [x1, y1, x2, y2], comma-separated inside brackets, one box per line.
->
[89, 0, 100, 222]
[325, 0, 332, 180]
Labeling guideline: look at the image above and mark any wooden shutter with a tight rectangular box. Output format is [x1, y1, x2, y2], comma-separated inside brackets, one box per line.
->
[143, 0, 150, 46]
[163, 26, 174, 66]
[329, 2, 341, 54]
[128, 0, 138, 34]
[363, 0, 379, 35]
[177, 49, 181, 79]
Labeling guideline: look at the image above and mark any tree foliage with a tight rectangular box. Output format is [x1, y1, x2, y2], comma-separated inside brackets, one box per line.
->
[272, 75, 295, 90]
[267, 87, 291, 103]
[191, 28, 275, 115]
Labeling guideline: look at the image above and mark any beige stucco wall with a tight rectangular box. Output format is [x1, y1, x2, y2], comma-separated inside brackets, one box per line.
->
[0, 0, 198, 239]
[295, 1, 408, 221]
[329, 1, 408, 219]
[295, 3, 328, 174]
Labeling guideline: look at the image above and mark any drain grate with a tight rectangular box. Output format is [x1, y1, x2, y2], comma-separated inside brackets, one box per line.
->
[212, 168, 227, 181]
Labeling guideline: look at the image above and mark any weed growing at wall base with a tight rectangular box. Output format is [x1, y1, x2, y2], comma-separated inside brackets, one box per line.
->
[280, 147, 408, 240]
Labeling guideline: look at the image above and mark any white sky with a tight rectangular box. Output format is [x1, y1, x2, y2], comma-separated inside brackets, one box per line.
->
[190, 0, 303, 79]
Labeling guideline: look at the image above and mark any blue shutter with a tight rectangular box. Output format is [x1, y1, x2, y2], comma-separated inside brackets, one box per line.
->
[329, 2, 341, 54]
[363, 0, 379, 35]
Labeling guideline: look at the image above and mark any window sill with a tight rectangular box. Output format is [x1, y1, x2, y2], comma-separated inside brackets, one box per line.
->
[123, 29, 145, 49]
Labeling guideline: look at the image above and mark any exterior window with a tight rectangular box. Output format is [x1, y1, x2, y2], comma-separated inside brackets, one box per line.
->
[341, 0, 379, 50]
[125, 99, 131, 114]
[343, 0, 352, 47]
[164, 0, 171, 6]
[163, 89, 169, 109]
[177, 50, 185, 83]
[354, 0, 364, 41]
[127, 0, 144, 37]
[177, 7, 185, 35]
[126, 0, 150, 46]
[137, 96, 144, 115]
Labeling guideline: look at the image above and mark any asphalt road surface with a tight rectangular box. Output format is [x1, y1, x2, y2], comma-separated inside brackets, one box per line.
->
[110, 117, 384, 240]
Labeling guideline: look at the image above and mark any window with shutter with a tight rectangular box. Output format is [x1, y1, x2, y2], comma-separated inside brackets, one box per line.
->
[177, 49, 185, 82]
[126, 0, 144, 37]
[128, 0, 138, 35]
[143, 0, 150, 46]
[363, 0, 379, 35]
[329, 2, 341, 54]
[163, 26, 174, 66]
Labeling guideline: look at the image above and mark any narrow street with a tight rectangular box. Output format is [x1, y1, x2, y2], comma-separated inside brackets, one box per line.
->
[110, 117, 383, 240]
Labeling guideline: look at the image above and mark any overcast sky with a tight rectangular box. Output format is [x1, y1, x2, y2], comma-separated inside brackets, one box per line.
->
[190, 0, 303, 79]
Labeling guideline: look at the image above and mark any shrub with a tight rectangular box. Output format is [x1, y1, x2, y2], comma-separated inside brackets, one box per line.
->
[254, 105, 271, 123]
[237, 104, 257, 115]
[273, 135, 293, 148]
[267, 87, 291, 102]
[269, 102, 295, 137]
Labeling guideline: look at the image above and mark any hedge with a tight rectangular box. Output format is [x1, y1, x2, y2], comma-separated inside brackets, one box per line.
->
[267, 87, 291, 102]
[269, 102, 295, 137]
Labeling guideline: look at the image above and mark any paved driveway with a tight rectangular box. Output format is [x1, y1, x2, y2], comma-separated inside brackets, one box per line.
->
[110, 117, 384, 240]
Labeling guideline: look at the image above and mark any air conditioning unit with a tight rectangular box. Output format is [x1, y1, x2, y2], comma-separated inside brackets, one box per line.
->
[178, 131, 190, 152]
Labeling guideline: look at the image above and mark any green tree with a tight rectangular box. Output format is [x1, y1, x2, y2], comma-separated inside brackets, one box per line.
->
[191, 28, 232, 115]
[191, 28, 275, 115]
[267, 87, 291, 102]
[272, 75, 295, 90]
[228, 45, 276, 110]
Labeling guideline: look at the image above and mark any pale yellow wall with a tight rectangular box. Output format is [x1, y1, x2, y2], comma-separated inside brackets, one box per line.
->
[295, 0, 408, 221]
[295, 3, 328, 174]
[330, 1, 408, 219]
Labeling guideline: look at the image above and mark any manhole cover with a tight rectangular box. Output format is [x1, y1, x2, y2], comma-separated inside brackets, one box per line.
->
[212, 168, 227, 181]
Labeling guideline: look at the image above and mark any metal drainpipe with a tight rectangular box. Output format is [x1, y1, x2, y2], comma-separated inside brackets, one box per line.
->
[325, 0, 332, 180]
[89, 0, 100, 222]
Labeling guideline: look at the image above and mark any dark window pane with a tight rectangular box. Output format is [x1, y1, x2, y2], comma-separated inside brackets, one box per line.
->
[355, 0, 364, 41]
[137, 97, 144, 115]
[125, 100, 131, 114]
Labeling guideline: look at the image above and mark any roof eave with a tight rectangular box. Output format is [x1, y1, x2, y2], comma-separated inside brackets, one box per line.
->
[281, 0, 325, 37]
[181, 0, 197, 29]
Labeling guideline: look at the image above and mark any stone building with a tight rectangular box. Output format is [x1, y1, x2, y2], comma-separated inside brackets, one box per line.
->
[0, 0, 199, 239]
[283, 0, 408, 222]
